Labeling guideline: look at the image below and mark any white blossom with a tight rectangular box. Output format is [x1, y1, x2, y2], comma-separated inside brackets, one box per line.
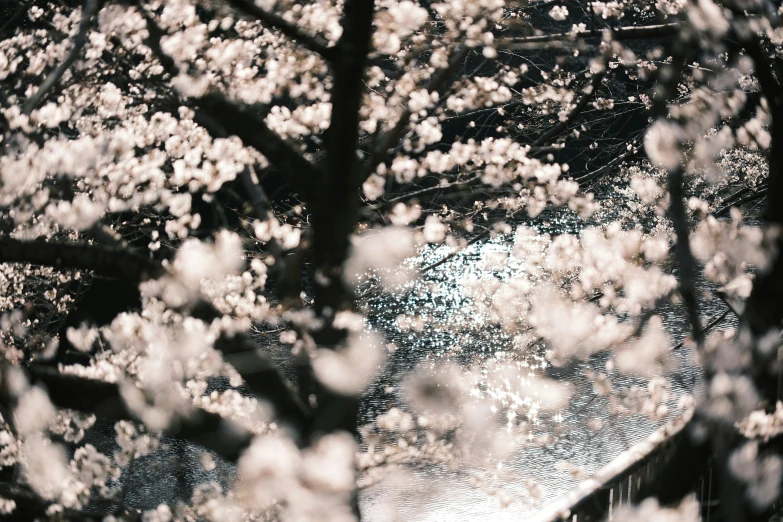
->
[549, 6, 569, 20]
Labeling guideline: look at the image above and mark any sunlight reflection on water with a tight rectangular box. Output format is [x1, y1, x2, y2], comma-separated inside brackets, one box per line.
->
[360, 231, 735, 521]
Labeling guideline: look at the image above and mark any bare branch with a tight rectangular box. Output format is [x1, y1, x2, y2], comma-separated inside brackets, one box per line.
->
[645, 33, 703, 345]
[668, 161, 703, 345]
[420, 206, 526, 274]
[22, 0, 99, 115]
[713, 186, 768, 217]
[574, 150, 635, 187]
[0, 0, 32, 38]
[364, 174, 483, 214]
[239, 166, 272, 218]
[494, 23, 679, 50]
[225, 0, 337, 61]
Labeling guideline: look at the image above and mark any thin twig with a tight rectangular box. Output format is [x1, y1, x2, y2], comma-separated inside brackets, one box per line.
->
[0, 0, 32, 38]
[225, 0, 336, 61]
[574, 150, 634, 187]
[531, 51, 610, 147]
[365, 175, 482, 213]
[29, 365, 254, 462]
[713, 187, 768, 217]
[420, 207, 526, 273]
[22, 0, 99, 114]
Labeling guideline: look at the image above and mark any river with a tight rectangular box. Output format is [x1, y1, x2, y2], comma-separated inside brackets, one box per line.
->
[358, 225, 735, 521]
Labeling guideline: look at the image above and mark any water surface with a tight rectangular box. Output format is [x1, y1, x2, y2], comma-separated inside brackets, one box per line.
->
[359, 229, 734, 521]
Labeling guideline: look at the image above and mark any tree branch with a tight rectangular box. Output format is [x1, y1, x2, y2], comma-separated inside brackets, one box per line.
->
[494, 23, 679, 50]
[0, 237, 164, 283]
[360, 47, 471, 182]
[741, 34, 783, 115]
[239, 166, 272, 218]
[224, 0, 337, 61]
[363, 174, 483, 214]
[646, 36, 703, 345]
[668, 167, 703, 345]
[713, 186, 767, 217]
[309, 0, 377, 314]
[194, 94, 318, 204]
[324, 0, 377, 192]
[629, 24, 777, 521]
[29, 365, 254, 463]
[419, 206, 526, 274]
[531, 52, 610, 147]
[738, 30, 783, 228]
[0, 0, 32, 39]
[307, 0, 377, 466]
[22, 0, 99, 114]
[574, 150, 635, 187]
[1, 236, 310, 435]
[215, 333, 311, 432]
[134, 0, 178, 76]
[134, 2, 319, 204]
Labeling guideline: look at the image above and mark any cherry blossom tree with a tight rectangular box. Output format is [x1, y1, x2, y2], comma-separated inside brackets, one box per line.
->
[0, 0, 782, 520]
